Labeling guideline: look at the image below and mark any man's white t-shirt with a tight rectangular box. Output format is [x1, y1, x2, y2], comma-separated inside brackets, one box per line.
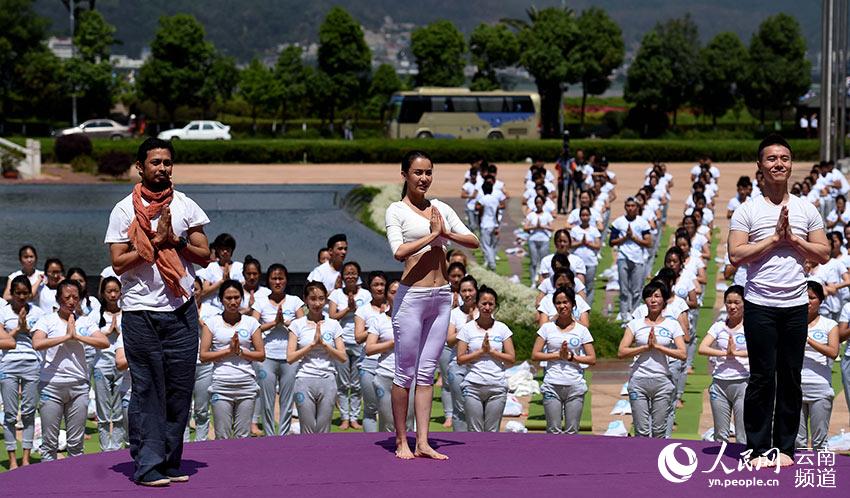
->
[104, 190, 210, 311]
[307, 261, 343, 293]
[611, 215, 651, 263]
[729, 194, 824, 307]
[477, 193, 502, 230]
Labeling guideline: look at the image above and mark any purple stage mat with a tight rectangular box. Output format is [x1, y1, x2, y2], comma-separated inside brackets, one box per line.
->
[0, 433, 846, 496]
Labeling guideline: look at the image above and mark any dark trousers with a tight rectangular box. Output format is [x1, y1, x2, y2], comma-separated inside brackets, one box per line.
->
[123, 299, 198, 481]
[742, 300, 807, 457]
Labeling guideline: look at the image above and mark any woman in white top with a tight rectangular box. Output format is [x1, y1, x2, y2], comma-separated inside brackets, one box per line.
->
[570, 207, 602, 306]
[200, 280, 265, 439]
[447, 262, 466, 309]
[699, 285, 749, 444]
[185, 277, 215, 442]
[2, 245, 43, 301]
[288, 281, 347, 433]
[618, 281, 687, 438]
[532, 286, 596, 434]
[199, 233, 245, 313]
[796, 281, 839, 451]
[384, 150, 479, 459]
[442, 263, 467, 428]
[328, 261, 372, 430]
[354, 271, 390, 433]
[456, 286, 515, 432]
[366, 280, 415, 432]
[32, 280, 109, 460]
[446, 275, 478, 432]
[537, 268, 590, 327]
[35, 258, 64, 312]
[524, 195, 555, 284]
[92, 276, 127, 451]
[66, 268, 101, 380]
[826, 194, 850, 233]
[0, 275, 41, 468]
[251, 263, 304, 436]
[240, 256, 271, 315]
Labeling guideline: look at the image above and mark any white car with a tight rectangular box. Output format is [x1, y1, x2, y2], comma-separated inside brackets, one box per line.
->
[158, 120, 231, 140]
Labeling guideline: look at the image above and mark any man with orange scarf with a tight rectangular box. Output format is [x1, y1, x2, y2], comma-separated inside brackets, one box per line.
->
[105, 138, 211, 487]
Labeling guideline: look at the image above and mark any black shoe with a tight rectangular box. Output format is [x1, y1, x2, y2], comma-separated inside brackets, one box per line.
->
[163, 468, 190, 483]
[136, 469, 171, 487]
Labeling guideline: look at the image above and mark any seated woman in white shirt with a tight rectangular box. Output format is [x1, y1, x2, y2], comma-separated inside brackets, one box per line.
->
[2, 245, 43, 301]
[796, 281, 840, 451]
[32, 280, 109, 460]
[200, 280, 265, 439]
[532, 286, 596, 434]
[456, 286, 515, 432]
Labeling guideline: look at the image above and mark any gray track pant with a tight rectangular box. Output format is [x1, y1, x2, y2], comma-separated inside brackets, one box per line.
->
[709, 378, 747, 444]
[256, 358, 297, 436]
[93, 368, 126, 451]
[448, 363, 468, 431]
[628, 375, 674, 438]
[294, 376, 337, 434]
[373, 374, 414, 432]
[0, 364, 39, 451]
[617, 258, 645, 318]
[542, 381, 587, 434]
[335, 343, 363, 422]
[360, 367, 379, 433]
[184, 362, 212, 442]
[38, 380, 89, 461]
[210, 381, 257, 440]
[438, 346, 454, 418]
[797, 396, 833, 451]
[463, 381, 506, 432]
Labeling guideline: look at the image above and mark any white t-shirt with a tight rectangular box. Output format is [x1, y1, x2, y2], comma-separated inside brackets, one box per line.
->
[525, 197, 556, 215]
[104, 190, 210, 311]
[538, 253, 587, 279]
[307, 261, 342, 293]
[809, 260, 846, 314]
[567, 208, 602, 228]
[537, 276, 585, 296]
[6, 269, 43, 290]
[478, 193, 503, 230]
[93, 310, 123, 371]
[206, 314, 261, 383]
[0, 304, 45, 363]
[801, 316, 838, 391]
[100, 266, 117, 279]
[355, 304, 382, 365]
[327, 287, 372, 344]
[462, 182, 479, 210]
[569, 225, 602, 268]
[630, 296, 689, 323]
[290, 316, 344, 379]
[456, 320, 513, 387]
[611, 215, 651, 263]
[199, 261, 245, 310]
[826, 209, 850, 233]
[252, 294, 304, 360]
[537, 294, 590, 322]
[625, 317, 684, 379]
[367, 312, 396, 379]
[537, 322, 593, 386]
[385, 199, 473, 257]
[727, 196, 746, 215]
[705, 321, 749, 380]
[525, 211, 554, 242]
[729, 195, 824, 307]
[35, 284, 58, 312]
[35, 313, 97, 384]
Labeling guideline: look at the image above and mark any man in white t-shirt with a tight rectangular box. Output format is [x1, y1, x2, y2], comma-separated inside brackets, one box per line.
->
[728, 134, 829, 468]
[105, 138, 211, 486]
[610, 198, 652, 320]
[306, 234, 349, 292]
[476, 181, 505, 270]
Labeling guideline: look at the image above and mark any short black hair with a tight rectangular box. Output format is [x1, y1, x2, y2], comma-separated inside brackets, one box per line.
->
[481, 181, 494, 195]
[757, 134, 792, 161]
[642, 280, 670, 302]
[807, 280, 825, 303]
[136, 137, 175, 164]
[211, 233, 236, 252]
[327, 233, 347, 249]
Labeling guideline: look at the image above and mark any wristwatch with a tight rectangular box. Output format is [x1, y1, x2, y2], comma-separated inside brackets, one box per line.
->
[176, 236, 188, 251]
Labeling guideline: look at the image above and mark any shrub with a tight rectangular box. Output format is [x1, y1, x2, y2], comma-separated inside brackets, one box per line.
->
[54, 134, 93, 163]
[97, 151, 134, 177]
[70, 154, 97, 174]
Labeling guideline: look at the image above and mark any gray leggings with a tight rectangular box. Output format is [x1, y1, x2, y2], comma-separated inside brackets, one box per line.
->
[797, 396, 833, 451]
[617, 259, 645, 318]
[463, 381, 506, 432]
[448, 362, 467, 431]
[709, 378, 747, 444]
[210, 385, 257, 440]
[0, 365, 39, 451]
[584, 264, 598, 307]
[541, 381, 587, 434]
[665, 358, 687, 437]
[184, 362, 212, 442]
[335, 343, 363, 422]
[438, 346, 454, 418]
[256, 357, 297, 436]
[38, 380, 89, 461]
[628, 375, 674, 438]
[93, 368, 126, 451]
[294, 376, 337, 434]
[360, 366, 379, 433]
[373, 374, 414, 432]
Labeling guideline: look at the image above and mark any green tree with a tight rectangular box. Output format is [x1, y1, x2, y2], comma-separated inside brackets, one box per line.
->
[16, 49, 66, 119]
[137, 14, 214, 126]
[469, 23, 519, 91]
[411, 20, 467, 87]
[67, 10, 120, 119]
[694, 32, 747, 126]
[365, 63, 402, 119]
[575, 7, 624, 130]
[273, 45, 309, 130]
[510, 7, 580, 138]
[0, 0, 51, 121]
[317, 6, 371, 128]
[305, 68, 337, 130]
[74, 9, 118, 63]
[741, 13, 811, 127]
[239, 59, 277, 133]
[197, 53, 239, 118]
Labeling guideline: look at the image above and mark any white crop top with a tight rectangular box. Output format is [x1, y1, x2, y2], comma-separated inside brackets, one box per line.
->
[385, 199, 475, 257]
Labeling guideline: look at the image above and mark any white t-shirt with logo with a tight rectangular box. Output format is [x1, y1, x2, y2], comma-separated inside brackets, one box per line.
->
[625, 317, 684, 380]
[206, 314, 261, 383]
[93, 310, 123, 372]
[327, 287, 372, 344]
[199, 261, 245, 311]
[0, 304, 46, 363]
[729, 194, 824, 307]
[537, 294, 590, 322]
[367, 312, 396, 379]
[35, 313, 97, 384]
[611, 215, 651, 263]
[104, 190, 210, 311]
[290, 316, 344, 379]
[252, 294, 304, 361]
[801, 316, 837, 393]
[537, 321, 593, 386]
[705, 321, 749, 380]
[477, 193, 503, 230]
[456, 320, 513, 387]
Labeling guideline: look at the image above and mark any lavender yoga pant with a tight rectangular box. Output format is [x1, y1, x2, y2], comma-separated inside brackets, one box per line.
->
[391, 284, 453, 388]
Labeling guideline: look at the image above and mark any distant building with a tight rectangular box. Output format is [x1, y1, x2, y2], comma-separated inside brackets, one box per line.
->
[47, 37, 73, 59]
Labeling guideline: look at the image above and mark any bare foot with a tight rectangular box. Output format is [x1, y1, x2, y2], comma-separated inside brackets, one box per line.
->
[751, 455, 775, 469]
[350, 420, 362, 430]
[777, 453, 794, 467]
[415, 443, 449, 460]
[676, 400, 684, 409]
[8, 460, 17, 470]
[21, 460, 30, 467]
[443, 418, 453, 428]
[339, 420, 350, 431]
[395, 440, 415, 460]
[250, 423, 263, 437]
[84, 434, 92, 440]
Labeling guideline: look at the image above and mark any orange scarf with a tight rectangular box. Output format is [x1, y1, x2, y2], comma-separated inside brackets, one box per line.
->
[128, 183, 189, 298]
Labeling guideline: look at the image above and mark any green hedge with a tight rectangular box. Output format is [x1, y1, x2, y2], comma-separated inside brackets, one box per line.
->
[29, 137, 831, 164]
